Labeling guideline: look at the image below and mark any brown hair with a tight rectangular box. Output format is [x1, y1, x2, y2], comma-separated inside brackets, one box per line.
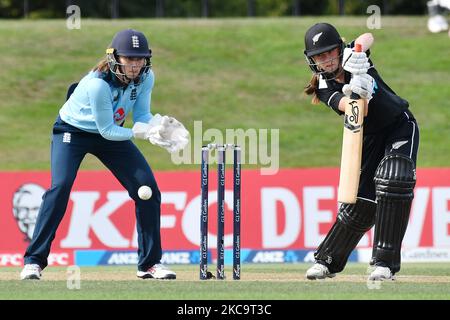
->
[92, 57, 109, 73]
[304, 74, 320, 105]
[93, 43, 112, 73]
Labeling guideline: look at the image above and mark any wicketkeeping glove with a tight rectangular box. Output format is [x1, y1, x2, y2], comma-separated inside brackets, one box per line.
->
[131, 114, 163, 140]
[147, 115, 190, 153]
[132, 114, 190, 153]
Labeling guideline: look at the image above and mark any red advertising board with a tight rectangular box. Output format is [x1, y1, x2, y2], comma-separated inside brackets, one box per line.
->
[1, 168, 449, 263]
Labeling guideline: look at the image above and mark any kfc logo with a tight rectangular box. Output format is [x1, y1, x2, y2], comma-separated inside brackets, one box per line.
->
[12, 183, 45, 241]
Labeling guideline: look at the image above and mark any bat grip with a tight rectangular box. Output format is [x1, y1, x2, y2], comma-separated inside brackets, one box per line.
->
[350, 92, 360, 100]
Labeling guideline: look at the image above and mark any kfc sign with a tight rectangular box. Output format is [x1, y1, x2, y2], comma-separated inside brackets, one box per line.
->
[0, 169, 449, 260]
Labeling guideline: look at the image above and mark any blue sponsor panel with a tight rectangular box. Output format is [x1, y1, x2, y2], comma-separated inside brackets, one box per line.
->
[242, 249, 359, 264]
[348, 250, 358, 262]
[75, 249, 359, 265]
[74, 250, 106, 266]
[98, 250, 138, 265]
[244, 250, 306, 263]
[224, 249, 251, 265]
[74, 250, 209, 266]
[162, 250, 210, 264]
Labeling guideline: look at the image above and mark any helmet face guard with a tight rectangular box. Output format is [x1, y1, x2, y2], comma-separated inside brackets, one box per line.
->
[106, 29, 153, 85]
[303, 23, 345, 80]
[106, 48, 152, 85]
[304, 42, 344, 80]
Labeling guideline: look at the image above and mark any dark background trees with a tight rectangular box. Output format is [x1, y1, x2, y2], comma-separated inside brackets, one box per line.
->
[0, 0, 430, 19]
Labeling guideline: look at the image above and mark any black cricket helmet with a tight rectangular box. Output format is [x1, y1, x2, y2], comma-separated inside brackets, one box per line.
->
[304, 23, 344, 80]
[106, 29, 152, 85]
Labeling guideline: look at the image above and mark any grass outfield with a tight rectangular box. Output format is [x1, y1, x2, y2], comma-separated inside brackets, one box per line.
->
[0, 17, 449, 171]
[0, 263, 449, 300]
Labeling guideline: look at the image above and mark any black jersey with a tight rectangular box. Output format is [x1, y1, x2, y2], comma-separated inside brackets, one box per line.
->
[316, 41, 411, 135]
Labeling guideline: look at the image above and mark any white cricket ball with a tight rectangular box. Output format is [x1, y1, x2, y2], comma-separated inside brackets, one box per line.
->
[138, 185, 152, 200]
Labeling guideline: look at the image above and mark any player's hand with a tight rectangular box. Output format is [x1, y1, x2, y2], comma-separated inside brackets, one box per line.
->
[158, 116, 186, 140]
[147, 115, 190, 153]
[132, 122, 151, 140]
[342, 47, 370, 75]
[342, 73, 375, 100]
[161, 134, 190, 154]
[131, 114, 163, 140]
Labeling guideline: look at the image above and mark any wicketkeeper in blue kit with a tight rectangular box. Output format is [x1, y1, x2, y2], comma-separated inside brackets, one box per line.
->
[20, 29, 189, 280]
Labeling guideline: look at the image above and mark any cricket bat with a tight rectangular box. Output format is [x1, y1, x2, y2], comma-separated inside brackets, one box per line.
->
[337, 43, 366, 204]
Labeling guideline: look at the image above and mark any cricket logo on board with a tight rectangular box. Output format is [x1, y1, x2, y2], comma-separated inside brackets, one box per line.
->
[344, 101, 362, 133]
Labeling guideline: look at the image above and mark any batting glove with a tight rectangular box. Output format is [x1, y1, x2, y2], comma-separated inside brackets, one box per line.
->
[342, 47, 370, 75]
[342, 73, 375, 100]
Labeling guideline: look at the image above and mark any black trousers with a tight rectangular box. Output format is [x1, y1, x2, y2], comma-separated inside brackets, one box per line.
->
[24, 117, 162, 271]
[358, 110, 419, 201]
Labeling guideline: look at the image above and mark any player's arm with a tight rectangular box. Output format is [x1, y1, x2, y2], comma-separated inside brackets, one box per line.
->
[316, 77, 372, 117]
[315, 82, 369, 116]
[132, 70, 154, 124]
[88, 78, 133, 141]
[130, 72, 189, 152]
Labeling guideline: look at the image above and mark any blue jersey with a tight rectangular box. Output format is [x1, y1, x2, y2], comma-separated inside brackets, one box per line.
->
[59, 70, 154, 141]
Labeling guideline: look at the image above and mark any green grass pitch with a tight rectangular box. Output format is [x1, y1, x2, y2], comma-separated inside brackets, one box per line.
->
[0, 17, 449, 171]
[1, 263, 449, 300]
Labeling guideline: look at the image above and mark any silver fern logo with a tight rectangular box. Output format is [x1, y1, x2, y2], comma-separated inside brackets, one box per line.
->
[391, 140, 408, 150]
[312, 32, 323, 45]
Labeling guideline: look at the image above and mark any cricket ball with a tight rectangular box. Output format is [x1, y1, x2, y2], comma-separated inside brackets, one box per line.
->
[138, 185, 152, 200]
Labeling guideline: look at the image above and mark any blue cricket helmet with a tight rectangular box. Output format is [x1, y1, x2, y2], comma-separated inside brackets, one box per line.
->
[110, 29, 152, 58]
[106, 29, 152, 85]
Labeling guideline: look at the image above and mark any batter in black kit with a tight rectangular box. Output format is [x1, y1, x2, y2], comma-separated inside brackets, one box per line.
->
[303, 22, 419, 281]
